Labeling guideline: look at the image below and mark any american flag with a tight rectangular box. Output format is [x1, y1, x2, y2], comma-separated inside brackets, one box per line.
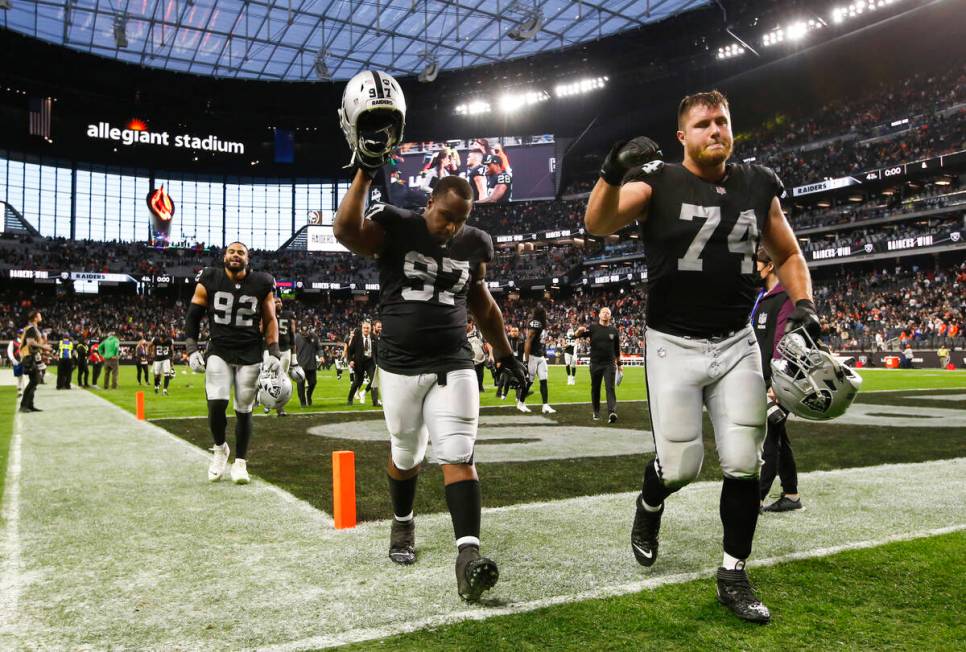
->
[28, 97, 52, 139]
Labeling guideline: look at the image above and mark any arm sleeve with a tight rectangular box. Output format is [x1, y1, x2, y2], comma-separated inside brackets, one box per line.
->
[772, 298, 795, 360]
[184, 303, 205, 342]
[613, 329, 621, 359]
[760, 165, 785, 200]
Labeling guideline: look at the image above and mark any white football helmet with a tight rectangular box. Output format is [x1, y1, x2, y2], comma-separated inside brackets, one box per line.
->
[770, 327, 862, 421]
[257, 370, 292, 410]
[289, 365, 306, 384]
[338, 70, 406, 166]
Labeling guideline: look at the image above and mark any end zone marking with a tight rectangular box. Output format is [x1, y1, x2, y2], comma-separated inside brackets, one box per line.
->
[0, 408, 24, 637]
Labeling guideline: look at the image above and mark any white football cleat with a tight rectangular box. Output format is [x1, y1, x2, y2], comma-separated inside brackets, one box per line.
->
[516, 401, 531, 413]
[208, 443, 229, 482]
[230, 458, 250, 485]
[542, 404, 557, 414]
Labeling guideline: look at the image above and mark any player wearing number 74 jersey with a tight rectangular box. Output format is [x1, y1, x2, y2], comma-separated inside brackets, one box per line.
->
[585, 90, 820, 624]
[183, 241, 280, 485]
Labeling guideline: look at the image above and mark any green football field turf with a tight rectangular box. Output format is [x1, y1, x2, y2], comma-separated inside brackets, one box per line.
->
[0, 387, 16, 502]
[89, 363, 966, 419]
[2, 366, 960, 649]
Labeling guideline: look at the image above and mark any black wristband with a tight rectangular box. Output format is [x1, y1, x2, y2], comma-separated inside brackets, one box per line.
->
[795, 299, 816, 312]
[267, 342, 281, 358]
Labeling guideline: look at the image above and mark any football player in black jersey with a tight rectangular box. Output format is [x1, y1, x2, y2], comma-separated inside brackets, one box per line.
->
[563, 323, 578, 385]
[268, 297, 299, 416]
[476, 155, 512, 203]
[335, 169, 527, 602]
[518, 306, 555, 414]
[496, 325, 522, 400]
[465, 142, 488, 202]
[150, 330, 175, 396]
[184, 241, 280, 485]
[584, 91, 820, 624]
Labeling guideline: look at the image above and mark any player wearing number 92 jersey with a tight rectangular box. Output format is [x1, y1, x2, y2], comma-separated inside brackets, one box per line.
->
[585, 90, 818, 624]
[184, 241, 280, 486]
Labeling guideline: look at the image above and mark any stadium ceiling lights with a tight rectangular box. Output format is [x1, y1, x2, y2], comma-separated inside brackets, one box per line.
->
[454, 100, 491, 116]
[499, 90, 551, 114]
[831, 0, 898, 24]
[716, 43, 746, 60]
[555, 76, 609, 98]
[761, 18, 824, 47]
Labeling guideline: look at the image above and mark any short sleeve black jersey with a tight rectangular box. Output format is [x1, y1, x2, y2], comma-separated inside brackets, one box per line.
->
[624, 162, 783, 338]
[151, 337, 173, 361]
[198, 266, 276, 365]
[564, 329, 576, 354]
[527, 318, 546, 357]
[487, 171, 512, 202]
[467, 165, 487, 201]
[369, 202, 494, 375]
[586, 323, 620, 366]
[277, 310, 295, 351]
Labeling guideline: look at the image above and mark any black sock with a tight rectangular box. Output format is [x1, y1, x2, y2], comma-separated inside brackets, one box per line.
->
[642, 460, 675, 508]
[565, 365, 571, 376]
[539, 379, 549, 404]
[720, 477, 761, 560]
[388, 473, 418, 519]
[235, 411, 253, 459]
[163, 376, 171, 389]
[445, 479, 481, 545]
[155, 376, 160, 388]
[208, 399, 229, 446]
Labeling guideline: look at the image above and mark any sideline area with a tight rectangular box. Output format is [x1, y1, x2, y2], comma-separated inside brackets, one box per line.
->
[0, 382, 963, 649]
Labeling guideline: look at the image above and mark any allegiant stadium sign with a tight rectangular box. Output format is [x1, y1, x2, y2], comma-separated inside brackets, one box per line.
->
[86, 122, 246, 155]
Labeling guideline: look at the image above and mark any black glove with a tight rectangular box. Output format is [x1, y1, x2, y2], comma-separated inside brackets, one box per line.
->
[785, 299, 822, 341]
[496, 354, 529, 389]
[355, 149, 387, 180]
[599, 137, 663, 186]
[766, 399, 788, 426]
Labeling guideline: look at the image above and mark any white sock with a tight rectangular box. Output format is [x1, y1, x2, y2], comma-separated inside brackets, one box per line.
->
[640, 495, 662, 513]
[394, 511, 414, 522]
[722, 552, 746, 570]
[456, 535, 480, 550]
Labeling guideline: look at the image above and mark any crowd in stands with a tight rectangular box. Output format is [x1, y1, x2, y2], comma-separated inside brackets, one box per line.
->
[799, 215, 964, 257]
[792, 183, 964, 231]
[470, 200, 585, 235]
[560, 65, 966, 195]
[4, 261, 962, 360]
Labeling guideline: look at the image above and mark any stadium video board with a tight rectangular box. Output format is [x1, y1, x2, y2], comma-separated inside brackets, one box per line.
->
[393, 135, 556, 202]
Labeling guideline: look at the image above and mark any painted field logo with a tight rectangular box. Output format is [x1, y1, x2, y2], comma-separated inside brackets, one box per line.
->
[308, 415, 655, 463]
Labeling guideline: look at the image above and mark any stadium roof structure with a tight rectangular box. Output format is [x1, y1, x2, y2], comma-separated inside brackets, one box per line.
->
[1, 0, 708, 81]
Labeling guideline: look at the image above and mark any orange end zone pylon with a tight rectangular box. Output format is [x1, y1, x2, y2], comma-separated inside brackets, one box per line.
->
[332, 450, 357, 529]
[135, 391, 145, 421]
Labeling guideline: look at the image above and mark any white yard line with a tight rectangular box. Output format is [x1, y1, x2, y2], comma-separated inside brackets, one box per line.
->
[0, 408, 23, 637]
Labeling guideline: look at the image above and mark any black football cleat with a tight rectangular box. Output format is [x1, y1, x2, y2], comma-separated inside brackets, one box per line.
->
[631, 496, 662, 567]
[716, 567, 771, 624]
[389, 518, 416, 565]
[762, 495, 802, 513]
[608, 412, 618, 424]
[456, 545, 499, 602]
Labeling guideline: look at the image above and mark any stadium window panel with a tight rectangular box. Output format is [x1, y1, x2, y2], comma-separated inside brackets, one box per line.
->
[22, 163, 42, 234]
[88, 172, 107, 242]
[104, 174, 122, 241]
[0, 156, 8, 204]
[56, 170, 72, 238]
[5, 160, 25, 214]
[155, 175, 224, 248]
[75, 169, 92, 240]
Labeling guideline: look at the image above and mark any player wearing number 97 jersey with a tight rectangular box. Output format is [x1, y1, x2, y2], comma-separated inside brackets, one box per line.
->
[585, 90, 819, 624]
[335, 170, 527, 603]
[183, 241, 279, 486]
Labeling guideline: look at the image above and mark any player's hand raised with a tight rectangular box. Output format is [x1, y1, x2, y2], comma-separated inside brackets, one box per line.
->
[188, 350, 206, 373]
[496, 354, 529, 389]
[599, 137, 663, 186]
